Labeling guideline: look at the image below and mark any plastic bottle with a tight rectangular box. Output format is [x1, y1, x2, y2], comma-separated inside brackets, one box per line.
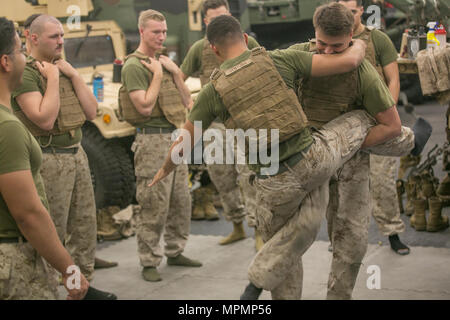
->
[427, 22, 439, 49]
[435, 23, 447, 48]
[93, 74, 104, 102]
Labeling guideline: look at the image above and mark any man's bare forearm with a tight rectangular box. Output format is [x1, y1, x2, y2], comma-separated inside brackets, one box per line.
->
[15, 204, 75, 275]
[39, 77, 60, 127]
[362, 123, 401, 148]
[142, 71, 163, 115]
[70, 74, 97, 120]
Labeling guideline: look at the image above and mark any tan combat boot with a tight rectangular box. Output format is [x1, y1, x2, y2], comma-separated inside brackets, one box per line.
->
[404, 179, 417, 216]
[219, 222, 246, 245]
[203, 185, 220, 220]
[420, 173, 437, 199]
[410, 198, 427, 231]
[97, 206, 122, 240]
[191, 188, 205, 220]
[426, 197, 449, 232]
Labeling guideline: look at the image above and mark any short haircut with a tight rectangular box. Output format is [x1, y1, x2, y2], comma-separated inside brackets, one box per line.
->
[202, 0, 230, 16]
[338, 0, 363, 6]
[0, 17, 16, 57]
[29, 14, 61, 35]
[206, 14, 243, 47]
[24, 13, 42, 30]
[313, 2, 354, 37]
[138, 9, 165, 29]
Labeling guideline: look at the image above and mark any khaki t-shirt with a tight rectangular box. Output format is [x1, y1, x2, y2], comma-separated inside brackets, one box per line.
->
[181, 36, 260, 78]
[289, 42, 395, 117]
[0, 105, 49, 238]
[188, 49, 314, 173]
[121, 52, 176, 129]
[11, 63, 83, 147]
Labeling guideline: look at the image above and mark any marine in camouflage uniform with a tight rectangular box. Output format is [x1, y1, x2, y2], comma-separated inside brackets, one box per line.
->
[1, 17, 91, 300]
[120, 9, 201, 282]
[286, 2, 416, 299]
[12, 26, 98, 281]
[339, 0, 410, 256]
[180, 0, 261, 245]
[0, 105, 58, 300]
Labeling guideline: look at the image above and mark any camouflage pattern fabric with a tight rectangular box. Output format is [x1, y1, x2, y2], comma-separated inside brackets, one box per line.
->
[0, 242, 59, 300]
[248, 110, 374, 292]
[40, 146, 97, 281]
[133, 132, 191, 267]
[236, 164, 258, 228]
[370, 154, 405, 236]
[247, 110, 415, 298]
[326, 151, 370, 300]
[204, 122, 246, 223]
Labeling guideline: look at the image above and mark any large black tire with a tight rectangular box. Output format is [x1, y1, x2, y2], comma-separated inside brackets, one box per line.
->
[82, 123, 135, 210]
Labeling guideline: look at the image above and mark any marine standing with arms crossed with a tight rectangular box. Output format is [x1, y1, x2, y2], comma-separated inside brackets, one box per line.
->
[339, 0, 410, 255]
[119, 9, 202, 283]
[11, 14, 116, 299]
[0, 17, 88, 300]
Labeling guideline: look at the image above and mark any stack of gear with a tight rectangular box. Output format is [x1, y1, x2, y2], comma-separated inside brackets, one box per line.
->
[97, 205, 137, 241]
[416, 44, 450, 105]
[406, 146, 450, 232]
[437, 106, 450, 204]
[190, 167, 220, 221]
[397, 154, 422, 214]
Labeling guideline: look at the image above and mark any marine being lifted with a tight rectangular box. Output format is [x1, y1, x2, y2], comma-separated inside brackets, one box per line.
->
[148, 14, 431, 300]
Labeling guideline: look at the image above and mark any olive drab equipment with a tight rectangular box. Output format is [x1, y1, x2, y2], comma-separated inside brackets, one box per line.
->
[14, 57, 86, 137]
[297, 40, 360, 128]
[210, 47, 309, 147]
[118, 51, 187, 128]
[200, 38, 220, 87]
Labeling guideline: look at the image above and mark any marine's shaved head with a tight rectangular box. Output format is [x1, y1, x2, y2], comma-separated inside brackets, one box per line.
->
[29, 15, 61, 36]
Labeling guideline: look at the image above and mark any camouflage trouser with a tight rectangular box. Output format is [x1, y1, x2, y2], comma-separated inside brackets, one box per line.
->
[133, 132, 191, 267]
[0, 242, 59, 300]
[40, 146, 97, 280]
[236, 165, 258, 228]
[326, 129, 414, 300]
[247, 110, 416, 299]
[205, 122, 246, 223]
[326, 151, 370, 300]
[370, 154, 405, 236]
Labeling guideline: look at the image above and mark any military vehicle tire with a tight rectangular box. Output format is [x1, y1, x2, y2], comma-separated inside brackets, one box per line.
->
[82, 123, 135, 210]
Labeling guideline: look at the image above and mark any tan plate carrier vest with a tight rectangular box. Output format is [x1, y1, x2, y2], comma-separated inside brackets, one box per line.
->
[358, 26, 386, 82]
[210, 47, 309, 146]
[118, 52, 186, 128]
[200, 38, 221, 87]
[14, 58, 86, 137]
[297, 40, 360, 129]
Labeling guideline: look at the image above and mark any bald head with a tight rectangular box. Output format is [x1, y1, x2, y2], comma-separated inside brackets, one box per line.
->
[28, 15, 64, 61]
[30, 15, 61, 36]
